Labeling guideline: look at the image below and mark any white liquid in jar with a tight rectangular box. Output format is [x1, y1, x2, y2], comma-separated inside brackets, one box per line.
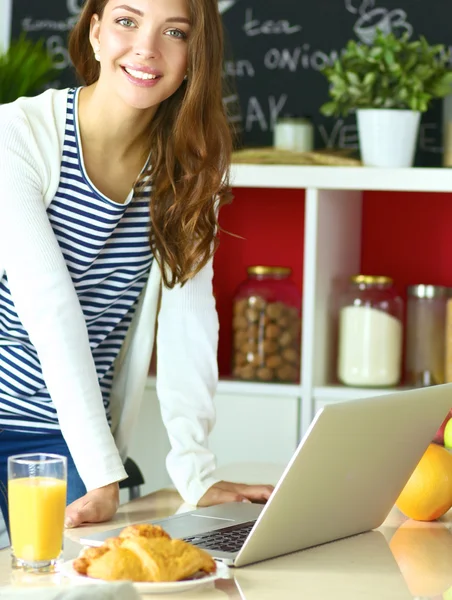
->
[338, 305, 402, 386]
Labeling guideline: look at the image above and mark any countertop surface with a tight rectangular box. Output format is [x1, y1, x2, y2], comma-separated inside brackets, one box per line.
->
[1, 489, 452, 599]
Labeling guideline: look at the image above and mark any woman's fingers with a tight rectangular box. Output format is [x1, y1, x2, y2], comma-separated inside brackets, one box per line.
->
[198, 481, 274, 507]
[65, 482, 119, 528]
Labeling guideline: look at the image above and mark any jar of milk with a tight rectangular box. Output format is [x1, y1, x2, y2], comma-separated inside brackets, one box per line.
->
[337, 275, 404, 387]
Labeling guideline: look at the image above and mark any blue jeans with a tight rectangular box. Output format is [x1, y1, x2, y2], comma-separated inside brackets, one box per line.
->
[0, 429, 87, 534]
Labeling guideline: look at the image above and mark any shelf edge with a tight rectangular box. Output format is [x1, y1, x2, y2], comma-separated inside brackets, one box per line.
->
[314, 385, 413, 401]
[231, 164, 452, 193]
[146, 376, 301, 397]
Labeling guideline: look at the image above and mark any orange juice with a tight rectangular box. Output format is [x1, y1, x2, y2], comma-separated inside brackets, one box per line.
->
[9, 477, 67, 561]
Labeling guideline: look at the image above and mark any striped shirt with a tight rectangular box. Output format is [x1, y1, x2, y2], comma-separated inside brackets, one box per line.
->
[0, 87, 153, 433]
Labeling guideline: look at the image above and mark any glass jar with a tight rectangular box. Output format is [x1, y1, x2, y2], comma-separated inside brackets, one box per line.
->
[337, 275, 404, 387]
[232, 266, 301, 383]
[406, 285, 448, 386]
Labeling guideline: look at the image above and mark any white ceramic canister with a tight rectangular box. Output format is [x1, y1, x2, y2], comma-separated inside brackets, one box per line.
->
[273, 117, 314, 152]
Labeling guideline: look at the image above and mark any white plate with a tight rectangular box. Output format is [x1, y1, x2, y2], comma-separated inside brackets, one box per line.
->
[60, 558, 230, 594]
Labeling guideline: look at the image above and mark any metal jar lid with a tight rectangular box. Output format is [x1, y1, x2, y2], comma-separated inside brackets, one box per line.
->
[247, 266, 292, 276]
[407, 284, 448, 299]
[351, 275, 393, 285]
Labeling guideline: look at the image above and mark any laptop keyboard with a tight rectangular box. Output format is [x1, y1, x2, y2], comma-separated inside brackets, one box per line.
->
[183, 521, 255, 553]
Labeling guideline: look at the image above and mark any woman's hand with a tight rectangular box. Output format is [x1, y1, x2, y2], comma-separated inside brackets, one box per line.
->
[197, 480, 274, 507]
[64, 482, 119, 528]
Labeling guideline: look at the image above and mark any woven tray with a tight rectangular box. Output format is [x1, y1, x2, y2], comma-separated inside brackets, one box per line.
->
[231, 147, 362, 167]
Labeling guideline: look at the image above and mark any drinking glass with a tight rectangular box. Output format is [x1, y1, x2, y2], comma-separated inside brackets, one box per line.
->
[8, 453, 67, 572]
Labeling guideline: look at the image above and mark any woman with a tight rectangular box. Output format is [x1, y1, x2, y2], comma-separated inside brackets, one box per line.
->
[0, 0, 272, 530]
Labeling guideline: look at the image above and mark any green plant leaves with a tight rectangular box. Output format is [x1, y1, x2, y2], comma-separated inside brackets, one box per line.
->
[346, 71, 360, 86]
[320, 101, 337, 117]
[320, 29, 452, 117]
[384, 49, 395, 66]
[363, 72, 377, 87]
[0, 34, 57, 104]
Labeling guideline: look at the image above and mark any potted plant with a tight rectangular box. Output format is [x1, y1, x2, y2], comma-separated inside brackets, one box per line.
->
[320, 31, 452, 167]
[0, 34, 56, 105]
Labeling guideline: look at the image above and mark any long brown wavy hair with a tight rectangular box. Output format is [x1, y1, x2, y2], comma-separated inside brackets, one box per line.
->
[68, 0, 232, 287]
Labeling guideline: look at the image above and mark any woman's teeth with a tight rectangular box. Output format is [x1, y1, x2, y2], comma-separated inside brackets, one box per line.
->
[124, 67, 158, 80]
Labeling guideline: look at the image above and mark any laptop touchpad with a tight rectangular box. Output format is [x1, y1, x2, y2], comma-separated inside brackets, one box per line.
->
[150, 514, 238, 539]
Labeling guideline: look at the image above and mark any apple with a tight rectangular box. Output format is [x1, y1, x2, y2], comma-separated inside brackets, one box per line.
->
[444, 585, 452, 600]
[445, 419, 452, 449]
[434, 409, 452, 446]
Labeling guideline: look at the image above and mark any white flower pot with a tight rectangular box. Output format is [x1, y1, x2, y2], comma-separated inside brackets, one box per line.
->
[356, 108, 421, 168]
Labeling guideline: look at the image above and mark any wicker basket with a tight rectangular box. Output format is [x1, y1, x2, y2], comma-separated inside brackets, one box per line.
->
[231, 147, 362, 167]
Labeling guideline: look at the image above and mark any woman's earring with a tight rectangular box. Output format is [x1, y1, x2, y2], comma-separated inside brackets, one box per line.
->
[94, 48, 101, 62]
[183, 74, 188, 81]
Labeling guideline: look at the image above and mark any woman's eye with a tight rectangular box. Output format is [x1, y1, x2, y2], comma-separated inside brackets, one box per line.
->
[166, 28, 187, 40]
[116, 17, 136, 28]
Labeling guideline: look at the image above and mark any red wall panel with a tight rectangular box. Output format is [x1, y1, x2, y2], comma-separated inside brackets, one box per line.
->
[214, 187, 305, 376]
[361, 191, 452, 297]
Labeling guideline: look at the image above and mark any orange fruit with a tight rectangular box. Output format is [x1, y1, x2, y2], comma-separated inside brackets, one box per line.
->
[395, 444, 452, 521]
[389, 520, 452, 597]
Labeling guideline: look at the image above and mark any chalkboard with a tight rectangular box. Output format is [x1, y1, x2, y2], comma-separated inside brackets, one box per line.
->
[9, 0, 452, 166]
[220, 0, 452, 167]
[10, 0, 82, 89]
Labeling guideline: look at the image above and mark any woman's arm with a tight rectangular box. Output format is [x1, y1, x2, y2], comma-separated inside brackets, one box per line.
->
[156, 258, 275, 506]
[0, 106, 126, 491]
[156, 257, 221, 505]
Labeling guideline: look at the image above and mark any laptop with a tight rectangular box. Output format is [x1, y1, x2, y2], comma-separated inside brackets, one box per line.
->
[81, 383, 452, 567]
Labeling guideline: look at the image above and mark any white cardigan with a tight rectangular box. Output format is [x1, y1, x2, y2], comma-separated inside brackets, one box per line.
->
[0, 88, 220, 505]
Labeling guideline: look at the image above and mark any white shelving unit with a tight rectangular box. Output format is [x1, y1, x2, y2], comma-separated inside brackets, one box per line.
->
[130, 164, 452, 497]
[230, 163, 452, 429]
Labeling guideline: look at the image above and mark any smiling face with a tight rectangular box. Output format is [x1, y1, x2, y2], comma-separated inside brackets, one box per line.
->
[89, 0, 190, 111]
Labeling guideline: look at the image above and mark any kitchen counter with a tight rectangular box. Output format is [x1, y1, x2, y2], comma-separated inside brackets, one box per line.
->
[1, 489, 452, 599]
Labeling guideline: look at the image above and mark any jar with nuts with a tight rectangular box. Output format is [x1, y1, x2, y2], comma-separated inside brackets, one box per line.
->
[232, 266, 301, 383]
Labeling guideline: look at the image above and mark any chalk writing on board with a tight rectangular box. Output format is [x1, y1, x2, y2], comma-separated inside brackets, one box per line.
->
[223, 93, 245, 133]
[345, 0, 413, 45]
[219, 0, 240, 15]
[46, 35, 72, 70]
[22, 19, 72, 32]
[318, 120, 441, 153]
[243, 9, 302, 37]
[224, 59, 255, 77]
[319, 120, 359, 150]
[263, 46, 340, 73]
[245, 94, 288, 132]
[66, 0, 83, 14]
[419, 124, 442, 153]
[22, 0, 81, 34]
[20, 0, 81, 75]
[254, 2, 451, 77]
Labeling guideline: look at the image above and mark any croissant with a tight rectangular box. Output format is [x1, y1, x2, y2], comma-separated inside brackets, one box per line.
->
[73, 536, 123, 576]
[74, 524, 216, 583]
[119, 524, 170, 541]
[73, 523, 170, 576]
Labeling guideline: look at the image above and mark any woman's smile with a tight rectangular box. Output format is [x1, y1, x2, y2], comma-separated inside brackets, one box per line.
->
[121, 64, 163, 87]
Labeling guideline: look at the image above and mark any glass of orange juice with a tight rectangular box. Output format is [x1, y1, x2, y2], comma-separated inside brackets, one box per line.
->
[8, 453, 67, 572]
